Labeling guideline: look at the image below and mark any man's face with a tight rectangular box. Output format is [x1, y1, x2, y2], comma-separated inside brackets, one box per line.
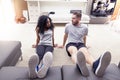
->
[72, 14, 80, 26]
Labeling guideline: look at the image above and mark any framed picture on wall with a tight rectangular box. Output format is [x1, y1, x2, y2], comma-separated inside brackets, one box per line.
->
[91, 0, 117, 17]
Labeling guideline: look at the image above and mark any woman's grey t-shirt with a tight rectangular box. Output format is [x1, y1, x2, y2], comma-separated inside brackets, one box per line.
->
[65, 23, 88, 43]
[38, 29, 53, 46]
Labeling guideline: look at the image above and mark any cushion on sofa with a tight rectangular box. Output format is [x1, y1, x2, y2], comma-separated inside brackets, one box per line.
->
[62, 64, 120, 80]
[0, 66, 62, 80]
[0, 41, 22, 68]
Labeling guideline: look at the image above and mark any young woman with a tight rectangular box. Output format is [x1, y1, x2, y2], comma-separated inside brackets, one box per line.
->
[28, 15, 57, 79]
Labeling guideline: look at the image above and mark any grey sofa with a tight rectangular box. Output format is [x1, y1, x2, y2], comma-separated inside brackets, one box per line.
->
[0, 41, 22, 69]
[0, 41, 120, 80]
[0, 66, 62, 80]
[0, 63, 120, 80]
[62, 64, 120, 80]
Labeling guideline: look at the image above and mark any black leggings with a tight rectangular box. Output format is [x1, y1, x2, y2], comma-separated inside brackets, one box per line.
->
[36, 45, 53, 61]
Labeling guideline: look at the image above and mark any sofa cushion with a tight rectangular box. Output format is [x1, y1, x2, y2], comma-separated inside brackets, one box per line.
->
[62, 64, 120, 80]
[0, 66, 62, 80]
[103, 63, 120, 80]
[0, 41, 21, 68]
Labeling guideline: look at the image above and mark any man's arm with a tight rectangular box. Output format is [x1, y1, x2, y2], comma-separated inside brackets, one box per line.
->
[61, 33, 68, 48]
[63, 33, 68, 46]
[58, 33, 68, 48]
[83, 26, 88, 47]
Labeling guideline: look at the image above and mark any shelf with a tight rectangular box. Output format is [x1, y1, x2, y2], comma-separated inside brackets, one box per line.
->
[25, 0, 60, 1]
[25, 0, 88, 2]
[26, 0, 88, 23]
[67, 0, 88, 2]
[28, 20, 89, 24]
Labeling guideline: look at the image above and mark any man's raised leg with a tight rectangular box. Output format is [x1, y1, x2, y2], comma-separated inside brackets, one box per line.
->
[79, 47, 95, 66]
[67, 46, 78, 63]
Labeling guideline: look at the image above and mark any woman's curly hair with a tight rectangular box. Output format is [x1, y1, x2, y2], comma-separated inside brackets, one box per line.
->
[36, 15, 54, 34]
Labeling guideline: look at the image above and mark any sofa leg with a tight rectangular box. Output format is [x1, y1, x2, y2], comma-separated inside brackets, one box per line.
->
[118, 62, 120, 69]
[20, 56, 23, 61]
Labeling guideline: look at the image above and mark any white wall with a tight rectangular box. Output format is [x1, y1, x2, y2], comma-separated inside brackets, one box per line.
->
[0, 0, 15, 24]
[0, 0, 5, 24]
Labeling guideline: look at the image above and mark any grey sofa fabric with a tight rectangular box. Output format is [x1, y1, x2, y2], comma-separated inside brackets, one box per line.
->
[0, 64, 119, 80]
[62, 64, 120, 80]
[0, 66, 62, 80]
[0, 41, 22, 68]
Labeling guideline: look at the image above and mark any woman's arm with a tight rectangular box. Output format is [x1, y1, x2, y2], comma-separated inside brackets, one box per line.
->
[32, 27, 40, 48]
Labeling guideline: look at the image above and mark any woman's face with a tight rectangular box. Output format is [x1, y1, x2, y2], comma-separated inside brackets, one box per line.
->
[46, 18, 51, 28]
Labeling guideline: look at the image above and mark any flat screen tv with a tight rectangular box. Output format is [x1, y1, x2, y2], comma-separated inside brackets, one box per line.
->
[91, 0, 117, 17]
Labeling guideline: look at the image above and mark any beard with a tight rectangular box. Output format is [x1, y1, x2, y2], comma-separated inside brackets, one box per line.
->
[72, 21, 79, 26]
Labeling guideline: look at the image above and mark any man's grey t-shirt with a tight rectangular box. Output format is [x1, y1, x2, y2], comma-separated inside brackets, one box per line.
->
[65, 23, 88, 43]
[38, 29, 53, 46]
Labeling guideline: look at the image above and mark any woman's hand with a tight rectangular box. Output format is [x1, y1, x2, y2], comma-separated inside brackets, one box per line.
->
[32, 44, 37, 48]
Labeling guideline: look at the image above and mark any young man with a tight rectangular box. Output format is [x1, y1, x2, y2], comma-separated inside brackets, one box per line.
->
[58, 12, 111, 77]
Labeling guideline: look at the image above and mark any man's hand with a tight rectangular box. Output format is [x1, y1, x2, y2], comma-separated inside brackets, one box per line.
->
[86, 45, 91, 49]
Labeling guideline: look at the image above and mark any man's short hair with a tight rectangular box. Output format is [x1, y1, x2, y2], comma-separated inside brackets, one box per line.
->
[73, 12, 82, 19]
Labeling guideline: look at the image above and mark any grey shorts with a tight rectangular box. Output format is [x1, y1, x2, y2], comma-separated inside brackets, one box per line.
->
[66, 42, 86, 57]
